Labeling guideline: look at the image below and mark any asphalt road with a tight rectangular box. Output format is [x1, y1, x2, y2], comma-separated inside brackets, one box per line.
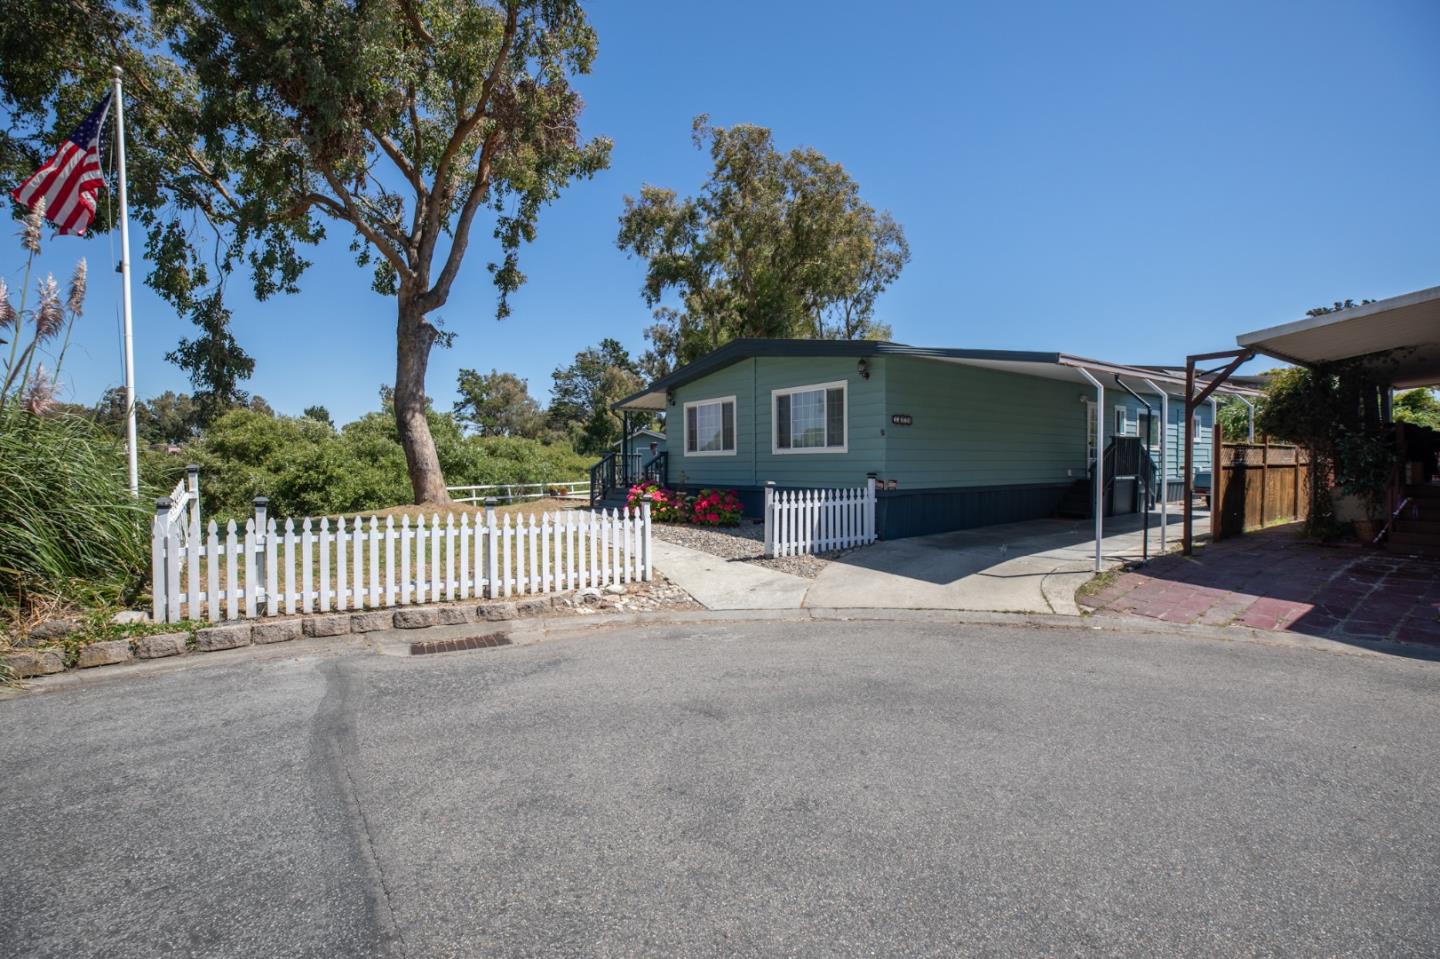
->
[2, 620, 1438, 958]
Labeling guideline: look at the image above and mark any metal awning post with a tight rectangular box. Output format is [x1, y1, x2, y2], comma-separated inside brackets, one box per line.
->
[1113, 376, 1154, 561]
[1140, 379, 1169, 553]
[1077, 368, 1105, 573]
[1234, 394, 1255, 441]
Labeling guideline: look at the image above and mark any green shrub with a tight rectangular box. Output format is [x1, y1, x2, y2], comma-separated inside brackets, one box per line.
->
[190, 406, 593, 522]
[0, 408, 151, 610]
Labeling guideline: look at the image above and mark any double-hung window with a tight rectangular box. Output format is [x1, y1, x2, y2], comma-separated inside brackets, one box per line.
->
[684, 396, 736, 455]
[773, 381, 846, 453]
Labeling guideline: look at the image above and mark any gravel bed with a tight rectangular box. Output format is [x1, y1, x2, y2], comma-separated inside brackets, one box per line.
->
[650, 521, 846, 580]
[555, 573, 703, 615]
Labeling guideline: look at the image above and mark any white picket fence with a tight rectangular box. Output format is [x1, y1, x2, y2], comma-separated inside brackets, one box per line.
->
[763, 479, 877, 558]
[151, 482, 652, 624]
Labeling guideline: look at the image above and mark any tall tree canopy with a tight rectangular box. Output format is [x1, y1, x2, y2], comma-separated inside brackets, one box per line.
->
[2, 0, 611, 503]
[1394, 388, 1440, 429]
[616, 116, 909, 376]
[454, 367, 544, 437]
[547, 338, 647, 455]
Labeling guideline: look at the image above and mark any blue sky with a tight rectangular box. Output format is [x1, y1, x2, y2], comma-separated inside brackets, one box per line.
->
[19, 0, 1440, 423]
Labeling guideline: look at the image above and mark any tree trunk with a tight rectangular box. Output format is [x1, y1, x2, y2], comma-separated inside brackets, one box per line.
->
[395, 293, 450, 504]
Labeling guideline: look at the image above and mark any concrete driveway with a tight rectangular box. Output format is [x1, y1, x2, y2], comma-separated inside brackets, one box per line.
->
[657, 510, 1199, 615]
[2, 619, 1437, 958]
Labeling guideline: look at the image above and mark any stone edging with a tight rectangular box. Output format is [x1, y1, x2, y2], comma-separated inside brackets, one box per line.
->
[1, 591, 613, 680]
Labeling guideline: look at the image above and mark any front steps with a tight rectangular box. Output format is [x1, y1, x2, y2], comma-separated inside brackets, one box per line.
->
[1386, 484, 1440, 558]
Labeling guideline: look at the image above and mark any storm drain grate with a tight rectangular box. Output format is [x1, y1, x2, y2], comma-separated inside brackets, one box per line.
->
[409, 633, 513, 656]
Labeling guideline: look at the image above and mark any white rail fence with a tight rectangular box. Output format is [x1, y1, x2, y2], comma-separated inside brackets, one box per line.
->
[447, 479, 589, 504]
[763, 479, 877, 558]
[151, 475, 652, 624]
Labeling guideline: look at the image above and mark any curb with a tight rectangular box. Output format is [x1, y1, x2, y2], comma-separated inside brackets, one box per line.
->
[7, 604, 1434, 698]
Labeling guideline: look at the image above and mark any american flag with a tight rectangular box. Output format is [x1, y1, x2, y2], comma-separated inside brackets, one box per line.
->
[10, 92, 113, 236]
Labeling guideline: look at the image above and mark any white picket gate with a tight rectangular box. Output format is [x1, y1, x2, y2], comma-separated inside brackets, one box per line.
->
[763, 478, 877, 558]
[151, 482, 652, 624]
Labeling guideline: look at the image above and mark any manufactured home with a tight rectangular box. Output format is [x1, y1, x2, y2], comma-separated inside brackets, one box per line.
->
[600, 340, 1257, 540]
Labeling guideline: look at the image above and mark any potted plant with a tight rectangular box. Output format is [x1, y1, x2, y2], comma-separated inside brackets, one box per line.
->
[1333, 427, 1396, 544]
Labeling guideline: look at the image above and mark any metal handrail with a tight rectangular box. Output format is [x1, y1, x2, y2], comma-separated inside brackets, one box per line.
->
[641, 450, 668, 486]
[589, 452, 618, 507]
[1372, 496, 1412, 546]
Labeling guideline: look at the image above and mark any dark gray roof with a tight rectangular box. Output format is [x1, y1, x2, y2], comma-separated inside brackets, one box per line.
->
[612, 339, 1062, 410]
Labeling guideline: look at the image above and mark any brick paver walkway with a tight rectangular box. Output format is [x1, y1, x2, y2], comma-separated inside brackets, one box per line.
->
[1080, 523, 1440, 648]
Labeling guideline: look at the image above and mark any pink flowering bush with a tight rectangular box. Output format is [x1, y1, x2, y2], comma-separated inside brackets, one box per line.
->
[625, 484, 744, 526]
[689, 488, 743, 526]
[626, 482, 688, 523]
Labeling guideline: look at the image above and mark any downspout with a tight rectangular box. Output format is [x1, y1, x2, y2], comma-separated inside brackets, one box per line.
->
[1140, 379, 1170, 553]
[1076, 368, 1105, 573]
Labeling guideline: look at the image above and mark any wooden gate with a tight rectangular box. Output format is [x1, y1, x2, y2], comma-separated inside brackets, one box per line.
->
[1213, 441, 1311, 540]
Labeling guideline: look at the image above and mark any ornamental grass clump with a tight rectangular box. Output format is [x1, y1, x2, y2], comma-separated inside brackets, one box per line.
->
[0, 208, 146, 615]
[0, 407, 151, 613]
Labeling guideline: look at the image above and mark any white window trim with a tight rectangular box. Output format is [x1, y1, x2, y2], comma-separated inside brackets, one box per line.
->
[682, 395, 737, 457]
[1113, 405, 1130, 437]
[771, 380, 848, 455]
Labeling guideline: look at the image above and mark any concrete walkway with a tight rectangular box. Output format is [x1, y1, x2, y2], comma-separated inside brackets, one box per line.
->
[655, 510, 1199, 615]
[650, 539, 812, 610]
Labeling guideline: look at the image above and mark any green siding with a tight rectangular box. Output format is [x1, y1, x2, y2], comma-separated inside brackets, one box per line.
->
[883, 358, 1088, 488]
[752, 357, 885, 487]
[662, 352, 1215, 492]
[666, 359, 757, 488]
[665, 356, 886, 488]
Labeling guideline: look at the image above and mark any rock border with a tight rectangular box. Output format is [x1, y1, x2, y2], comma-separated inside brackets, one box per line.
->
[1, 588, 641, 680]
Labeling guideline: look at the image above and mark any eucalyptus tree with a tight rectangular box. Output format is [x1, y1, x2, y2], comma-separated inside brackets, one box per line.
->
[2, 0, 611, 503]
[617, 116, 908, 375]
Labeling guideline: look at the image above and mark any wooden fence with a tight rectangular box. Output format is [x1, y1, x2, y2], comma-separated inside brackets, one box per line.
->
[1213, 441, 1311, 540]
[763, 479, 877, 558]
[152, 496, 651, 625]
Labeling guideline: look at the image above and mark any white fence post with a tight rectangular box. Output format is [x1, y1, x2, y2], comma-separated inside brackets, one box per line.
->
[865, 475, 877, 544]
[206, 520, 220, 622]
[152, 497, 169, 622]
[763, 482, 776, 558]
[252, 498, 269, 615]
[641, 495, 653, 581]
[186, 463, 201, 536]
[484, 499, 499, 598]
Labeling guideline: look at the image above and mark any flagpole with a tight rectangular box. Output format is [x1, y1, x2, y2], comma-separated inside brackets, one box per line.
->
[112, 66, 138, 497]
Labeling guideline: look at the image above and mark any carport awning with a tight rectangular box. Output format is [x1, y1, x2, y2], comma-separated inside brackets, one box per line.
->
[925, 354, 1262, 397]
[1236, 285, 1440, 389]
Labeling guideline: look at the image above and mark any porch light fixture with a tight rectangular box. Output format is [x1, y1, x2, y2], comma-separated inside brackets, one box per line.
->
[857, 358, 870, 380]
[666, 389, 675, 407]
